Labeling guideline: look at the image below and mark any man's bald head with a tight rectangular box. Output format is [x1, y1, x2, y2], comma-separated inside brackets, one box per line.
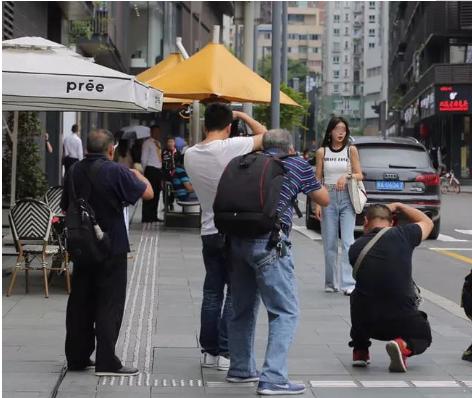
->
[87, 129, 114, 154]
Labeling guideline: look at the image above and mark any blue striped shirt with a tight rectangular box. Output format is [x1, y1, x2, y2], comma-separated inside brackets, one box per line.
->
[265, 150, 322, 231]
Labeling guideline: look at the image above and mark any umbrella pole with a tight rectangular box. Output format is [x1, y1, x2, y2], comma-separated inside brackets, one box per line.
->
[10, 111, 19, 207]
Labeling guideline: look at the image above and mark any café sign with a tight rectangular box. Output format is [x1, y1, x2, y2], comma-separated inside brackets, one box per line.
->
[435, 85, 472, 113]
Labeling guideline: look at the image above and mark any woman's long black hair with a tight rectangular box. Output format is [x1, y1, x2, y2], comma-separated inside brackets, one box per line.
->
[321, 116, 351, 147]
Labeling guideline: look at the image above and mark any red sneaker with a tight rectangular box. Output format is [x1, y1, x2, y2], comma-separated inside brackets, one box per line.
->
[352, 348, 370, 367]
[386, 338, 412, 372]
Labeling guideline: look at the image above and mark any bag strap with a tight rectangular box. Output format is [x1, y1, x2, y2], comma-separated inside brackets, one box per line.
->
[352, 227, 391, 280]
[86, 159, 122, 215]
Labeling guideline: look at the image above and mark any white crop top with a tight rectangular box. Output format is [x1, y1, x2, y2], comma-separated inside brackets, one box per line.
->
[323, 146, 349, 185]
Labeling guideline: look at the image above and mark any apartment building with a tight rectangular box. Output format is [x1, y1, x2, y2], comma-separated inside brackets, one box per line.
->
[322, 1, 387, 134]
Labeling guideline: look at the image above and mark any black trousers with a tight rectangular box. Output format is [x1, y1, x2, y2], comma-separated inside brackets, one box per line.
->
[65, 253, 127, 371]
[142, 166, 162, 222]
[349, 294, 432, 356]
[64, 157, 79, 175]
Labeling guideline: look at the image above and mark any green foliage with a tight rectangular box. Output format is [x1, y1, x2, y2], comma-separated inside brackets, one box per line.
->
[254, 84, 310, 130]
[258, 56, 309, 88]
[2, 112, 48, 201]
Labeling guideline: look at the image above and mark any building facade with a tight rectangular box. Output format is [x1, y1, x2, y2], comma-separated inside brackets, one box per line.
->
[256, 1, 324, 76]
[321, 1, 387, 135]
[388, 1, 472, 179]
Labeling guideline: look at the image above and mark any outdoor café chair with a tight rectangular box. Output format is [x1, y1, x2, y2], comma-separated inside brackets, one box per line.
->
[44, 186, 63, 217]
[6, 198, 71, 298]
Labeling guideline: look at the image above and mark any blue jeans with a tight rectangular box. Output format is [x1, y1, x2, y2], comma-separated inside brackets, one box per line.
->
[200, 234, 232, 356]
[321, 188, 356, 291]
[228, 234, 299, 384]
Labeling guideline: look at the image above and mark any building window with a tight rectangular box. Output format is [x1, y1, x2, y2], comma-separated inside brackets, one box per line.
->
[369, 42, 375, 48]
[334, 1, 340, 9]
[334, 84, 339, 92]
[288, 47, 292, 53]
[334, 14, 340, 23]
[345, 13, 349, 22]
[344, 82, 349, 92]
[299, 45, 308, 53]
[299, 34, 307, 40]
[369, 1, 375, 9]
[264, 33, 271, 39]
[288, 14, 305, 23]
[288, 33, 299, 40]
[344, 69, 349, 77]
[310, 47, 319, 53]
[333, 42, 340, 51]
[334, 70, 340, 78]
[334, 28, 340, 36]
[369, 28, 375, 37]
[333, 55, 340, 64]
[369, 15, 375, 23]
[308, 34, 319, 40]
[344, 55, 349, 63]
[345, 27, 349, 36]
[367, 66, 381, 77]
[344, 41, 349, 49]
[450, 45, 467, 63]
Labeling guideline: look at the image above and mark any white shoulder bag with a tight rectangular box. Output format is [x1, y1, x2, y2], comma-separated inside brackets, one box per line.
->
[347, 146, 367, 214]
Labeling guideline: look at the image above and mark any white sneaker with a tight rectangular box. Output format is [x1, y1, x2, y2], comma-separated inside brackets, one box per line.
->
[324, 287, 339, 293]
[217, 355, 230, 371]
[201, 353, 218, 368]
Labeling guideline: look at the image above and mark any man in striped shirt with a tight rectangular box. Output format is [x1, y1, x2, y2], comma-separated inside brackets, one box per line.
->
[226, 129, 329, 395]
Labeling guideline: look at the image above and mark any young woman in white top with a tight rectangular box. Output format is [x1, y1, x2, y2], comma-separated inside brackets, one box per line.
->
[314, 116, 363, 295]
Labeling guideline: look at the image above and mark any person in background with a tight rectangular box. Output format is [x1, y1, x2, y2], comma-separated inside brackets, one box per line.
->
[162, 137, 183, 211]
[348, 203, 433, 372]
[184, 103, 267, 373]
[115, 139, 134, 169]
[461, 269, 472, 362]
[44, 132, 53, 154]
[314, 116, 363, 295]
[63, 124, 83, 174]
[170, 160, 198, 203]
[141, 125, 164, 223]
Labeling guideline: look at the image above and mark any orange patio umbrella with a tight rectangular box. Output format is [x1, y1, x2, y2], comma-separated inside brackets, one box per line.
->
[137, 53, 192, 105]
[145, 43, 300, 106]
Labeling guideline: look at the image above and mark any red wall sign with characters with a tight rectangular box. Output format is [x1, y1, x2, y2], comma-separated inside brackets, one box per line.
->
[435, 85, 472, 114]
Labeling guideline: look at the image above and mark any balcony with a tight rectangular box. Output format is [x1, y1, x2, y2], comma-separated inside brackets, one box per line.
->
[402, 63, 472, 106]
[69, 9, 126, 72]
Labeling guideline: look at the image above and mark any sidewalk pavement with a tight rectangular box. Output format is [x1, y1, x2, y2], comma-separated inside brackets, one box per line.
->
[3, 208, 472, 398]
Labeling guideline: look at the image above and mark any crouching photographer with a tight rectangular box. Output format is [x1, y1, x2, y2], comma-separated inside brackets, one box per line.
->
[348, 203, 433, 373]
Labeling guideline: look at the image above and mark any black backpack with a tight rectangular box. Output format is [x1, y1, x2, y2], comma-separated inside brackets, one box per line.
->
[462, 269, 472, 321]
[213, 151, 300, 239]
[64, 160, 121, 263]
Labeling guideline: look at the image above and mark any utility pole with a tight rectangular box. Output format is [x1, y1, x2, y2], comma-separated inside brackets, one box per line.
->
[271, 2, 281, 129]
[243, 1, 255, 116]
[281, 1, 288, 84]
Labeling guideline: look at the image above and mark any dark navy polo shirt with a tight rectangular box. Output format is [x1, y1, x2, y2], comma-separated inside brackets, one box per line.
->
[61, 153, 146, 255]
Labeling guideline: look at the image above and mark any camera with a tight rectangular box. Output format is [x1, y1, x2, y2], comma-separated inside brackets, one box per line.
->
[230, 119, 251, 138]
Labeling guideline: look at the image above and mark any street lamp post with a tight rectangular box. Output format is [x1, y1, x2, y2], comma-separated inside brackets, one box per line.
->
[271, 2, 281, 129]
[281, 2, 288, 85]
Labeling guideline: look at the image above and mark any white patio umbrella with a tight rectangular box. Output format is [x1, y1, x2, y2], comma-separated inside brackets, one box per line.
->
[2, 36, 164, 205]
[2, 37, 163, 112]
[119, 125, 151, 140]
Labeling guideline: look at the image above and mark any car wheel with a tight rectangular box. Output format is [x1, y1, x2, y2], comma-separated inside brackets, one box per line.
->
[305, 200, 321, 231]
[428, 218, 440, 240]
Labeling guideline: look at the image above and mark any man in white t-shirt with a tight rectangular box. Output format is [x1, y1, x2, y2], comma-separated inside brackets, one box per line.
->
[63, 124, 84, 174]
[184, 103, 267, 371]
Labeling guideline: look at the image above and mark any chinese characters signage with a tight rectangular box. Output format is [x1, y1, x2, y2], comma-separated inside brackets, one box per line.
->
[436, 85, 472, 114]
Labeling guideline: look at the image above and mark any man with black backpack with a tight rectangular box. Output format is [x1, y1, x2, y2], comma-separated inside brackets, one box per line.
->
[184, 103, 267, 372]
[61, 129, 153, 376]
[213, 129, 329, 395]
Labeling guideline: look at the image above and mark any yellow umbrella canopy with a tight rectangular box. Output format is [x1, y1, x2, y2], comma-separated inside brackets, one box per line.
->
[146, 43, 300, 106]
[137, 53, 191, 105]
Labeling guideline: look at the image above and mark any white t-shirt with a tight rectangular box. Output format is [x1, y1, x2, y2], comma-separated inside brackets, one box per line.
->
[184, 137, 254, 235]
[63, 133, 83, 160]
[323, 145, 349, 185]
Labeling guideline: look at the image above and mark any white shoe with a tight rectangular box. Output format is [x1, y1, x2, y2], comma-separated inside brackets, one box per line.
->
[324, 287, 339, 293]
[201, 352, 217, 368]
[343, 288, 354, 296]
[217, 355, 230, 371]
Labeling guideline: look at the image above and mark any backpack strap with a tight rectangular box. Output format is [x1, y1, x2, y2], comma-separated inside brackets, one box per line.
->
[352, 227, 391, 280]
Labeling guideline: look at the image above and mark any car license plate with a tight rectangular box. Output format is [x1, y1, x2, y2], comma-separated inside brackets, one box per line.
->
[376, 181, 404, 191]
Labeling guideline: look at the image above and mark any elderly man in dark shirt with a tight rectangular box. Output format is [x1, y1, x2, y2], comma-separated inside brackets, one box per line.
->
[348, 203, 433, 373]
[61, 129, 153, 376]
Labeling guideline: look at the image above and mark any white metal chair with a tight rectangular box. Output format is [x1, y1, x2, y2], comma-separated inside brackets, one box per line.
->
[6, 198, 71, 298]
